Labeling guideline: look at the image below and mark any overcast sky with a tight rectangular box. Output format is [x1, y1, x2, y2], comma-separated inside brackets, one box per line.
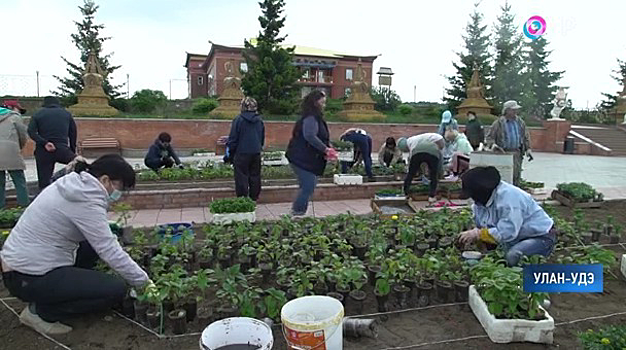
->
[1, 0, 625, 109]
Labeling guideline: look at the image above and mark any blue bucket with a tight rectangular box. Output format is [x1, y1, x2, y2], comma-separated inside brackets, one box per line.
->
[156, 222, 194, 244]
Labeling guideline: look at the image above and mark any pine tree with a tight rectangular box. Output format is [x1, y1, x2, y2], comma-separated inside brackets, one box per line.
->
[241, 0, 301, 115]
[444, 3, 492, 111]
[599, 58, 626, 111]
[519, 37, 564, 119]
[491, 1, 524, 112]
[54, 0, 122, 104]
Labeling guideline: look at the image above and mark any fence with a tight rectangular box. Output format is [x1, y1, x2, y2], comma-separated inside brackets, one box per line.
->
[0, 73, 189, 100]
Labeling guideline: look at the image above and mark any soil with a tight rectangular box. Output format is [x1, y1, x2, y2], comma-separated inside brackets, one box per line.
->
[1, 202, 625, 349]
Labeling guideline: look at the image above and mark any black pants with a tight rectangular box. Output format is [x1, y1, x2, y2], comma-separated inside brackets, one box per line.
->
[146, 157, 174, 172]
[233, 153, 262, 201]
[34, 145, 76, 190]
[1, 242, 127, 322]
[404, 153, 439, 197]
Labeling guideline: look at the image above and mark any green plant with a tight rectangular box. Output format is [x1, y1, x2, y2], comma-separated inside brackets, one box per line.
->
[398, 104, 414, 116]
[519, 179, 545, 189]
[0, 208, 23, 227]
[262, 151, 283, 161]
[263, 288, 288, 320]
[331, 140, 353, 151]
[131, 89, 167, 113]
[112, 202, 133, 227]
[557, 182, 603, 202]
[191, 98, 218, 114]
[376, 188, 403, 197]
[209, 197, 256, 214]
[578, 325, 626, 349]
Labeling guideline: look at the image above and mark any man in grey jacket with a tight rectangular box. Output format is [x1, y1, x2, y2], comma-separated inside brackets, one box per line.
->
[0, 100, 29, 208]
[0, 155, 151, 335]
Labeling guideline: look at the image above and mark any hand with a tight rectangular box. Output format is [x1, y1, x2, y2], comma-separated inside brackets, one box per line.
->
[144, 280, 159, 298]
[458, 228, 480, 245]
[492, 145, 504, 153]
[527, 151, 534, 162]
[44, 142, 56, 152]
[178, 164, 184, 169]
[325, 147, 338, 161]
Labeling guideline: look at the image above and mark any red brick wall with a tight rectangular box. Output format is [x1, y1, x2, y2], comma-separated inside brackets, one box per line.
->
[20, 118, 553, 157]
[187, 57, 208, 98]
[331, 59, 373, 99]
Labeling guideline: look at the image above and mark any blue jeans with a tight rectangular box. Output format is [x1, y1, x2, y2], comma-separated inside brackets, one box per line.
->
[290, 164, 318, 214]
[341, 133, 373, 178]
[504, 231, 556, 266]
[0, 170, 29, 209]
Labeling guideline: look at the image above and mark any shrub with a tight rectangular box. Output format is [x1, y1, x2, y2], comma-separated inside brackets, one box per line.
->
[130, 89, 167, 113]
[371, 86, 401, 112]
[325, 98, 344, 114]
[398, 104, 414, 116]
[192, 98, 218, 114]
[578, 325, 626, 349]
[209, 197, 256, 214]
[110, 98, 129, 112]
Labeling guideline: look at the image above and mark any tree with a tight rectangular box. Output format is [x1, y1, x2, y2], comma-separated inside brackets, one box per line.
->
[444, 3, 492, 111]
[599, 58, 626, 111]
[491, 1, 524, 111]
[371, 87, 401, 112]
[519, 37, 564, 119]
[54, 0, 123, 104]
[241, 0, 301, 115]
[130, 89, 167, 113]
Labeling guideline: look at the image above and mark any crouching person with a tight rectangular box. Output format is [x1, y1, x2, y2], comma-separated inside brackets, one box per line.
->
[456, 166, 556, 266]
[0, 154, 152, 335]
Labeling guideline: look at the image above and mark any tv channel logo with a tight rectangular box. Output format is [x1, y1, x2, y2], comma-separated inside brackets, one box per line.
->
[524, 16, 547, 40]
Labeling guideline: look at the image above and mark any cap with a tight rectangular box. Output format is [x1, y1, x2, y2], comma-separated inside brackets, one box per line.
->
[397, 137, 408, 152]
[459, 166, 501, 203]
[2, 100, 26, 114]
[502, 100, 522, 115]
[441, 110, 452, 123]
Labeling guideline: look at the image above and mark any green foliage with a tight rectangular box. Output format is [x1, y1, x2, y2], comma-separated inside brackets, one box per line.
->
[578, 325, 626, 349]
[376, 188, 403, 196]
[444, 3, 493, 111]
[54, 0, 123, 100]
[519, 179, 544, 189]
[209, 197, 256, 214]
[110, 98, 129, 112]
[263, 288, 287, 320]
[398, 104, 414, 116]
[520, 37, 565, 119]
[131, 89, 167, 113]
[599, 58, 626, 111]
[331, 140, 353, 151]
[0, 208, 23, 227]
[241, 0, 301, 114]
[325, 98, 344, 114]
[262, 151, 283, 161]
[557, 182, 603, 202]
[191, 98, 218, 114]
[371, 87, 401, 112]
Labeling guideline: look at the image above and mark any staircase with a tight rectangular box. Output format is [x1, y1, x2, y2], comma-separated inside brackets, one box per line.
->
[570, 125, 626, 156]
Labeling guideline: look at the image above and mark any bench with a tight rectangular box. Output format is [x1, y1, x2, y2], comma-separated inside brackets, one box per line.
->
[78, 137, 121, 155]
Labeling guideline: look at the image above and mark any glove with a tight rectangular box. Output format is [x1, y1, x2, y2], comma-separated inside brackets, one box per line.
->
[144, 280, 159, 299]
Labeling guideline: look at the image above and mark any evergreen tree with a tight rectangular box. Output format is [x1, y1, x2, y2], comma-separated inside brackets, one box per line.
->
[241, 0, 301, 115]
[491, 1, 524, 112]
[444, 3, 492, 111]
[599, 58, 626, 111]
[519, 37, 564, 119]
[54, 0, 122, 104]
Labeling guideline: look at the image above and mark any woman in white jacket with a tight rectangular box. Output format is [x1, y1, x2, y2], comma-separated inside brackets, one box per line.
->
[1, 154, 151, 335]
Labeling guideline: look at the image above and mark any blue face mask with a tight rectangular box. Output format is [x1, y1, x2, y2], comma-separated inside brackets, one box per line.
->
[108, 189, 123, 202]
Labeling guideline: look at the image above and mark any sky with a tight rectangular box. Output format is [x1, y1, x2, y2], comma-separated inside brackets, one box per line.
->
[1, 0, 625, 109]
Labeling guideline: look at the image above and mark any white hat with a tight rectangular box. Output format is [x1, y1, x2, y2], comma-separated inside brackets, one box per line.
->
[502, 100, 522, 115]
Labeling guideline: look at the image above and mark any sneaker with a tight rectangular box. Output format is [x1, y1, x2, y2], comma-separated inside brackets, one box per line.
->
[19, 306, 73, 335]
[290, 210, 306, 217]
[428, 197, 437, 204]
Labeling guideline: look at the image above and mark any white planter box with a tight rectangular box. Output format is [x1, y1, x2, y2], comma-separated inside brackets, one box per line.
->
[374, 195, 407, 201]
[528, 188, 548, 195]
[334, 174, 363, 185]
[338, 150, 354, 162]
[212, 211, 256, 225]
[469, 285, 554, 344]
[262, 160, 287, 166]
[621, 254, 626, 279]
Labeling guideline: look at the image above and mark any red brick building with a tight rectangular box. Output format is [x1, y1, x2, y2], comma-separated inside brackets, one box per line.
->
[184, 43, 378, 100]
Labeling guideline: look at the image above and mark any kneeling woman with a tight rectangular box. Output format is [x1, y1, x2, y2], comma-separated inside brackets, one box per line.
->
[457, 166, 556, 266]
[1, 154, 150, 335]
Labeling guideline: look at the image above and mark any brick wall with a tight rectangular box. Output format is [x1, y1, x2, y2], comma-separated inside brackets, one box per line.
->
[19, 117, 559, 157]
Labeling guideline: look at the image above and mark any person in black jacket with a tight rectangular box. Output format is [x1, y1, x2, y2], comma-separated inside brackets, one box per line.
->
[228, 97, 265, 201]
[144, 132, 182, 172]
[28, 96, 77, 190]
[465, 111, 485, 149]
[286, 90, 338, 216]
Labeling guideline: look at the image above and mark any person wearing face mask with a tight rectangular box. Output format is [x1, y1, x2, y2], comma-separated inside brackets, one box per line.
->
[0, 154, 153, 335]
[144, 132, 183, 172]
[456, 166, 556, 266]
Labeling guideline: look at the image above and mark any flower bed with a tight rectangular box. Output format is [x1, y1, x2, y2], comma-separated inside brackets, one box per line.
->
[209, 197, 256, 225]
[0, 208, 23, 229]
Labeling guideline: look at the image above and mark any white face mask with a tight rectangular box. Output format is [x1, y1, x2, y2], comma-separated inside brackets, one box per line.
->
[108, 189, 123, 202]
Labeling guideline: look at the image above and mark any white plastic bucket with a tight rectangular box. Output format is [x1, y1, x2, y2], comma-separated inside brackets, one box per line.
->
[281, 295, 344, 350]
[199, 317, 273, 350]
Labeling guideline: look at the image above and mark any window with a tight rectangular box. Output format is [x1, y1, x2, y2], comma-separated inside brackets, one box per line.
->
[197, 76, 204, 85]
[317, 70, 324, 83]
[346, 68, 353, 81]
[240, 62, 248, 73]
[345, 87, 352, 97]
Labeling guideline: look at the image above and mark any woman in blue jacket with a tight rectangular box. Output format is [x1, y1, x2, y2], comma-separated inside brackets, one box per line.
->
[286, 91, 337, 216]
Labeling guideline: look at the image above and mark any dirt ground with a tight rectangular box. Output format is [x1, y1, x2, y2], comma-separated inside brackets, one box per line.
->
[1, 202, 625, 350]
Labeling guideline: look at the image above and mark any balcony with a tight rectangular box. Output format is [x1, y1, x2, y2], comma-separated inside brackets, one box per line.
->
[299, 68, 334, 85]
